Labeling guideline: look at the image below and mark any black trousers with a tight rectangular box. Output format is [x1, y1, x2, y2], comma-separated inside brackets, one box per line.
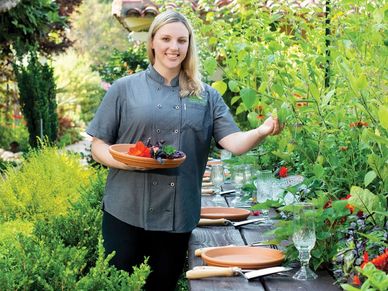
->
[102, 211, 191, 291]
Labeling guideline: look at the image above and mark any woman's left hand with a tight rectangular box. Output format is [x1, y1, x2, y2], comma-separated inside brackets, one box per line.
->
[258, 116, 283, 136]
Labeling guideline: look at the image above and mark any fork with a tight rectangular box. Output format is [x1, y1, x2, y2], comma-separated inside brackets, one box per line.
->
[250, 242, 279, 249]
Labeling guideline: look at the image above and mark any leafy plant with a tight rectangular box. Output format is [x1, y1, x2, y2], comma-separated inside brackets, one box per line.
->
[0, 143, 94, 222]
[14, 50, 58, 147]
[92, 46, 148, 83]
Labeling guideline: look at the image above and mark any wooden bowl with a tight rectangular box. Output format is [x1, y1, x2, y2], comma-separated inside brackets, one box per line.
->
[109, 144, 186, 169]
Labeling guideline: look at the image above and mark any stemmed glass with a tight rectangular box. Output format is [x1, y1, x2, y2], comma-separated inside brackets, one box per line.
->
[230, 165, 246, 207]
[292, 202, 318, 280]
[220, 149, 232, 182]
[255, 170, 274, 225]
[211, 164, 225, 207]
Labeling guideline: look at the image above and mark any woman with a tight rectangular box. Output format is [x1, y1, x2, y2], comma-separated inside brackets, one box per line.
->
[87, 10, 281, 291]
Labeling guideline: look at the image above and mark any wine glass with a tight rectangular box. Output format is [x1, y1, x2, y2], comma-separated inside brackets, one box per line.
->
[292, 202, 318, 280]
[220, 149, 232, 182]
[230, 165, 246, 207]
[255, 170, 274, 225]
[211, 164, 225, 207]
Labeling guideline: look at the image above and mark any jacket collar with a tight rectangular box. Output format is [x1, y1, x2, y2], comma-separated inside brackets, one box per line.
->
[146, 64, 180, 87]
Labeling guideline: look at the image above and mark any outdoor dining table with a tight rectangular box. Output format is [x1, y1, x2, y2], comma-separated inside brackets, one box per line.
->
[187, 184, 341, 291]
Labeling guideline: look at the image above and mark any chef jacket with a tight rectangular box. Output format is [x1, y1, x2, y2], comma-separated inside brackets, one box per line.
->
[87, 64, 240, 233]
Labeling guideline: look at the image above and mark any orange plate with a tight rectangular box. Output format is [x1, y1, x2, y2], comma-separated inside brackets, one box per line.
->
[201, 246, 285, 269]
[109, 144, 186, 169]
[200, 207, 250, 221]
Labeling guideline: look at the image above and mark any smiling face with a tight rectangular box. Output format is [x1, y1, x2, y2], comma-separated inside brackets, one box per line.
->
[151, 21, 190, 80]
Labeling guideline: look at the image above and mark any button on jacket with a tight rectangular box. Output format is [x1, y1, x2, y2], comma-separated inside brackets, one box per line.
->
[87, 65, 240, 233]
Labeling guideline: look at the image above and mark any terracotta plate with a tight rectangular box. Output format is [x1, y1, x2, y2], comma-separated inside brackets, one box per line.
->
[109, 144, 186, 169]
[201, 246, 285, 269]
[200, 207, 250, 221]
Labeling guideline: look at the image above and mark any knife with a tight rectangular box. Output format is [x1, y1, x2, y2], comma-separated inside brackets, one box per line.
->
[220, 189, 235, 195]
[186, 266, 292, 280]
[198, 217, 265, 227]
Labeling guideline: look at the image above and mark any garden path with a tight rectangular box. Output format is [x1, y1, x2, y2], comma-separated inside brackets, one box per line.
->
[65, 131, 92, 165]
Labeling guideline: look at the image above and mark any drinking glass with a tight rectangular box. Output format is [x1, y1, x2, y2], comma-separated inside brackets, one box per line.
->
[292, 202, 318, 280]
[220, 149, 232, 182]
[230, 165, 246, 207]
[211, 164, 225, 207]
[255, 170, 274, 224]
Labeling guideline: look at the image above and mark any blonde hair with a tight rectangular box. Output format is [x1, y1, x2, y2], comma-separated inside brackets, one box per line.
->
[147, 10, 203, 97]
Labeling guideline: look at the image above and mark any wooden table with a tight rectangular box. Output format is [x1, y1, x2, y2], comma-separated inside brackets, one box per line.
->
[187, 189, 341, 291]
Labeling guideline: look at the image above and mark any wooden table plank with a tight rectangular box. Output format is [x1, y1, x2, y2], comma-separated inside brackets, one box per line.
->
[262, 271, 341, 291]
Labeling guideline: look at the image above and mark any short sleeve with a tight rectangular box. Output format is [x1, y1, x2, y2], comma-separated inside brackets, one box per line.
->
[208, 86, 241, 142]
[86, 81, 122, 144]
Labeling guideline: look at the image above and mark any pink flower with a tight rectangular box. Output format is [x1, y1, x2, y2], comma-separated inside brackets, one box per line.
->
[101, 81, 111, 91]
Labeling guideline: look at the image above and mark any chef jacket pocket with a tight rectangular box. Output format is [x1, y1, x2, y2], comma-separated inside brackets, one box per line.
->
[184, 103, 208, 131]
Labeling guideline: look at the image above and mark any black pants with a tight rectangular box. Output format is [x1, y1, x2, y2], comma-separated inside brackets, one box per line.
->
[102, 211, 191, 291]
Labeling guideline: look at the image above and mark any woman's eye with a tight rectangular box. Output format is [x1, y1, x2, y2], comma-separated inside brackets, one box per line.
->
[162, 37, 170, 41]
[179, 39, 187, 44]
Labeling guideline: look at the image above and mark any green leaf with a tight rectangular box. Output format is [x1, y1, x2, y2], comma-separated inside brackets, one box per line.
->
[364, 171, 377, 187]
[340, 284, 361, 291]
[312, 164, 324, 178]
[378, 106, 388, 130]
[355, 74, 368, 91]
[247, 112, 258, 128]
[349, 186, 383, 223]
[204, 57, 218, 76]
[272, 83, 284, 97]
[322, 89, 335, 106]
[309, 83, 320, 101]
[211, 80, 227, 96]
[258, 81, 267, 93]
[236, 103, 247, 115]
[228, 80, 240, 93]
[240, 87, 257, 110]
[231, 96, 240, 105]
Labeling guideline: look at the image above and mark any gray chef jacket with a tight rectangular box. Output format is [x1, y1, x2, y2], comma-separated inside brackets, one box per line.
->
[87, 64, 240, 233]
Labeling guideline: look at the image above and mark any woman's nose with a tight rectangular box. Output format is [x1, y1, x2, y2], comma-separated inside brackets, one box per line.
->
[170, 40, 179, 50]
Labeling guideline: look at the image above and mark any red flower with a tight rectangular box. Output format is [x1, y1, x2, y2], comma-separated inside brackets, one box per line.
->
[251, 210, 261, 216]
[339, 146, 348, 151]
[363, 251, 369, 262]
[128, 141, 151, 158]
[345, 204, 355, 213]
[279, 166, 288, 178]
[350, 121, 368, 128]
[352, 275, 361, 286]
[323, 199, 332, 209]
[257, 114, 265, 120]
[361, 251, 369, 269]
[370, 249, 388, 271]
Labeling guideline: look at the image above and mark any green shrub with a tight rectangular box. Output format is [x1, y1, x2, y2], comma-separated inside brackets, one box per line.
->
[0, 219, 33, 242]
[0, 145, 94, 222]
[0, 234, 88, 290]
[76, 239, 150, 291]
[0, 124, 29, 152]
[34, 170, 106, 268]
[0, 168, 150, 291]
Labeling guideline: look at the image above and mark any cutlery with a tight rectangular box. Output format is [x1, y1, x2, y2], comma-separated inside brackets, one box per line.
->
[186, 265, 292, 280]
[220, 189, 235, 195]
[198, 217, 264, 227]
